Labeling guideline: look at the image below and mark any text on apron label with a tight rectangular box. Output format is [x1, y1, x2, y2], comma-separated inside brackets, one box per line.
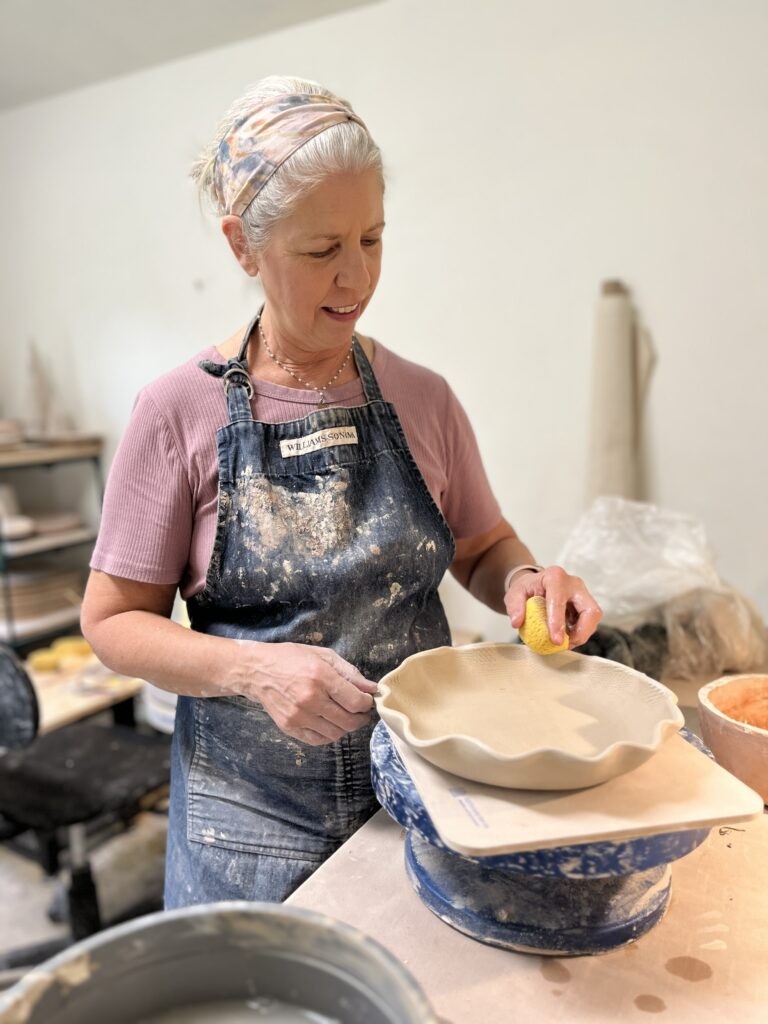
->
[280, 426, 359, 459]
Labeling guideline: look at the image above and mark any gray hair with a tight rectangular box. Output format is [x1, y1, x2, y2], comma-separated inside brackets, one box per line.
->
[190, 75, 384, 254]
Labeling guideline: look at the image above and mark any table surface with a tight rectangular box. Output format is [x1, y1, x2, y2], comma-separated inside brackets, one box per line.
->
[288, 809, 768, 1024]
[29, 661, 144, 732]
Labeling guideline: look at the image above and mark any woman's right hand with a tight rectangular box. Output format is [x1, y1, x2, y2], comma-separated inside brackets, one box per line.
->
[238, 641, 378, 746]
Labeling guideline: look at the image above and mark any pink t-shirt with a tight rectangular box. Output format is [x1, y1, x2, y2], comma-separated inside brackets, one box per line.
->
[91, 341, 501, 599]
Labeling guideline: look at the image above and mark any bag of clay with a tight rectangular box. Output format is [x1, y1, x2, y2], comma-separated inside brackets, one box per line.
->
[559, 497, 768, 680]
[662, 587, 768, 681]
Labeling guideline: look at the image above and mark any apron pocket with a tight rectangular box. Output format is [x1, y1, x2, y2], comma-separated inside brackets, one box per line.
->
[187, 695, 354, 858]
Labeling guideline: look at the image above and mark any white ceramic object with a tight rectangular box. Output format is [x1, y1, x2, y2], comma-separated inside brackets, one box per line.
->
[0, 514, 35, 540]
[31, 512, 81, 534]
[377, 643, 684, 790]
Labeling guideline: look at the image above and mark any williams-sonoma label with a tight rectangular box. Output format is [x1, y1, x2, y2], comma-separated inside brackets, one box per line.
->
[279, 426, 359, 458]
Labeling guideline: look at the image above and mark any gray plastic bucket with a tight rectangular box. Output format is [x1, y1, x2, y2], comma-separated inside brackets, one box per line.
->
[0, 903, 437, 1023]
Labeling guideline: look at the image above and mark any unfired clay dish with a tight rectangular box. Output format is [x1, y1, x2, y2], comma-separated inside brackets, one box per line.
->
[377, 643, 684, 790]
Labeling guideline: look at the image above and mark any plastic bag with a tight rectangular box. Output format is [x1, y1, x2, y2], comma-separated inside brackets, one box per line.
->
[558, 497, 720, 625]
[559, 497, 768, 680]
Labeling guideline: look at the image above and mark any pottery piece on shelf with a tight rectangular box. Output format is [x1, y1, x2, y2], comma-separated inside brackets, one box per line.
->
[30, 512, 82, 535]
[698, 674, 768, 803]
[377, 642, 684, 790]
[0, 605, 83, 644]
[0, 515, 35, 541]
[3, 561, 85, 622]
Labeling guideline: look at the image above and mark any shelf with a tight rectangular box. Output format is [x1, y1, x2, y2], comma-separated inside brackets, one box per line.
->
[1, 441, 102, 647]
[0, 526, 98, 559]
[0, 604, 82, 645]
[0, 439, 102, 469]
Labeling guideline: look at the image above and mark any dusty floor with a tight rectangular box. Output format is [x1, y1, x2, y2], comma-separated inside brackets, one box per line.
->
[0, 810, 168, 970]
[0, 843, 69, 955]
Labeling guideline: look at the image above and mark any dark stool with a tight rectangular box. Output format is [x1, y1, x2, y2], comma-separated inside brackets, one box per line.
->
[0, 645, 171, 968]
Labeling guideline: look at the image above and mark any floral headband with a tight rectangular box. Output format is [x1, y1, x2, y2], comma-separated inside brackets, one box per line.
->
[214, 93, 368, 217]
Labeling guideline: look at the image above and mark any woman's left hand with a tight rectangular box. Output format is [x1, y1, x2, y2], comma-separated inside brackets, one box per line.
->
[504, 566, 602, 649]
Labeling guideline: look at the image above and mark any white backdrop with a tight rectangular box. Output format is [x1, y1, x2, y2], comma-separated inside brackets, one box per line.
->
[0, 0, 765, 639]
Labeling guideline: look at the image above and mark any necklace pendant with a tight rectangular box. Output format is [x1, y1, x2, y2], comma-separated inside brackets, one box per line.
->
[317, 392, 326, 407]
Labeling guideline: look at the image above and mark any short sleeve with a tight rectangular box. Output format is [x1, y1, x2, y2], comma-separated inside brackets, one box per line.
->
[440, 384, 502, 540]
[90, 390, 193, 584]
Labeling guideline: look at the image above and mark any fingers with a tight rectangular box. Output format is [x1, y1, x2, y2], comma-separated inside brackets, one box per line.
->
[318, 649, 378, 713]
[508, 565, 569, 644]
[291, 710, 373, 746]
[506, 566, 602, 648]
[255, 644, 377, 744]
[504, 570, 545, 628]
[318, 697, 374, 735]
[504, 583, 530, 629]
[538, 568, 601, 647]
[565, 590, 603, 648]
[543, 572, 570, 646]
[327, 652, 378, 693]
[272, 693, 369, 745]
[292, 726, 334, 746]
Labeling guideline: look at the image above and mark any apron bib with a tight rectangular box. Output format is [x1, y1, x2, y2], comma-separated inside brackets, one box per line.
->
[165, 313, 454, 907]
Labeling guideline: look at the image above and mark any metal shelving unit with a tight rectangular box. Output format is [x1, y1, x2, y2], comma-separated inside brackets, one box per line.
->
[0, 440, 103, 649]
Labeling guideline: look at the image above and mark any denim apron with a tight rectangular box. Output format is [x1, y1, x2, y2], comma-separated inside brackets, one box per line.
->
[164, 313, 455, 907]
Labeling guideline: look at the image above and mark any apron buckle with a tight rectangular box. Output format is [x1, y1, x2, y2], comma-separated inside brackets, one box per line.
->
[223, 367, 255, 399]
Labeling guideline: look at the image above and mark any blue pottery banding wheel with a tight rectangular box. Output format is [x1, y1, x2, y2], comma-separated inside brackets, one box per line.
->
[370, 721, 711, 956]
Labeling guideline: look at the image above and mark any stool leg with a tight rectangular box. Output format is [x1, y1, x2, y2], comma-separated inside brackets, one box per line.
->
[111, 697, 136, 728]
[66, 824, 102, 940]
[35, 829, 61, 875]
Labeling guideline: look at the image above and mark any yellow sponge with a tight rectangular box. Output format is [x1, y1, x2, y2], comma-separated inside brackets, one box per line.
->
[51, 637, 92, 657]
[27, 649, 60, 672]
[28, 637, 93, 672]
[518, 596, 569, 655]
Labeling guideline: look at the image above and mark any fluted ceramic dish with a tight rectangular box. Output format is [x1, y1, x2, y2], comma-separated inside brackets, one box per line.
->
[377, 643, 684, 790]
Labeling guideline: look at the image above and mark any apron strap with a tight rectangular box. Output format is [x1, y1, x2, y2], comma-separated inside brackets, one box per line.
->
[236, 309, 261, 363]
[196, 357, 254, 424]
[351, 337, 383, 403]
[198, 313, 261, 424]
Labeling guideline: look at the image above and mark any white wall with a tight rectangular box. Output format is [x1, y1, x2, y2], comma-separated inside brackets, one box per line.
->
[1, 0, 766, 639]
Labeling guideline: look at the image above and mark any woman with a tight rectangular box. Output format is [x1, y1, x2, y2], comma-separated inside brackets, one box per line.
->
[82, 76, 602, 908]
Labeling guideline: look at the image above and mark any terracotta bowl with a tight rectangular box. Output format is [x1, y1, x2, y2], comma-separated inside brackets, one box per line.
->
[377, 643, 684, 790]
[698, 674, 768, 803]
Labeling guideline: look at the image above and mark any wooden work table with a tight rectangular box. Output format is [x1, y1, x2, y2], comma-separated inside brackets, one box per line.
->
[28, 661, 144, 732]
[288, 809, 767, 1023]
